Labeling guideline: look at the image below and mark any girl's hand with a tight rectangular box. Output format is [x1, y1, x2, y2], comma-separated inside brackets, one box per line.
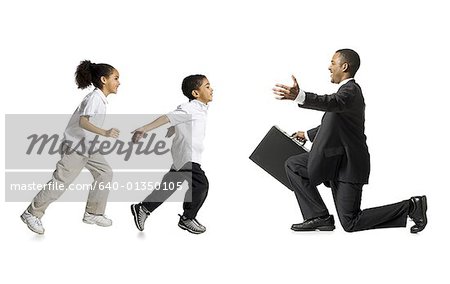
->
[105, 128, 120, 138]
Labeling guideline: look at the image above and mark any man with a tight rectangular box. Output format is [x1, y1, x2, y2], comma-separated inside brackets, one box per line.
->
[273, 49, 427, 233]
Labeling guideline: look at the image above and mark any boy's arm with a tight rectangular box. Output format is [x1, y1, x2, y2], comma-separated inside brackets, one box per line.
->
[137, 115, 170, 133]
[132, 115, 170, 143]
[79, 116, 120, 138]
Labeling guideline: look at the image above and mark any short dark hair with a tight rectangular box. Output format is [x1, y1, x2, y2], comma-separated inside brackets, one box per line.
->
[75, 60, 115, 89]
[181, 74, 207, 101]
[336, 49, 360, 77]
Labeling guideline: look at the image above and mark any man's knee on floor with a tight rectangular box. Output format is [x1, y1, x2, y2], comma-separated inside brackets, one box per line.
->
[340, 218, 357, 233]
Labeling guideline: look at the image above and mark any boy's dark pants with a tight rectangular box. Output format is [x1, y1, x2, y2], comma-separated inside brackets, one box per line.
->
[142, 162, 209, 219]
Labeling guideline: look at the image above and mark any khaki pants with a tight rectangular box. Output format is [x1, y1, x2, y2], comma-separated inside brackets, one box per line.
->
[28, 145, 113, 218]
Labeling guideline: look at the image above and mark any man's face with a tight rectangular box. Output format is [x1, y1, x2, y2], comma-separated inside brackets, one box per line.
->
[328, 52, 346, 84]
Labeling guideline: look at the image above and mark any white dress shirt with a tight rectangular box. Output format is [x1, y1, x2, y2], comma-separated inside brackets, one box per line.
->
[165, 99, 208, 170]
[63, 88, 107, 155]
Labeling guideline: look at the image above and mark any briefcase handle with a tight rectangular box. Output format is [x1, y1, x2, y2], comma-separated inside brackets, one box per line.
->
[290, 135, 306, 146]
[274, 125, 306, 147]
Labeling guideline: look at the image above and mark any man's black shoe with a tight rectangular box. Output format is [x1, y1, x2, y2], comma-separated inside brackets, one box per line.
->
[291, 215, 335, 231]
[409, 196, 427, 234]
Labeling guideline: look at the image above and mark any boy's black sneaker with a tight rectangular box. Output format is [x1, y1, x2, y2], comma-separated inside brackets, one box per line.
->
[131, 203, 150, 231]
[178, 214, 206, 234]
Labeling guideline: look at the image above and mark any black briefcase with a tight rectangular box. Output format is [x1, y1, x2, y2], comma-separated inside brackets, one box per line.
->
[249, 126, 309, 190]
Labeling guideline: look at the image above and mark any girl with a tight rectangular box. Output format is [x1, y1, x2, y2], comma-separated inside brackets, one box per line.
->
[21, 60, 120, 234]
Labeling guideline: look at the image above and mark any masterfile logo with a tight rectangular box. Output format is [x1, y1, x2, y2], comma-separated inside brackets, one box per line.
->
[4, 114, 193, 202]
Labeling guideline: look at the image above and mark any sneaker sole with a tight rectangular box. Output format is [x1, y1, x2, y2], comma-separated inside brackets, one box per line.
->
[82, 219, 112, 227]
[20, 215, 44, 235]
[178, 222, 205, 234]
[130, 205, 144, 231]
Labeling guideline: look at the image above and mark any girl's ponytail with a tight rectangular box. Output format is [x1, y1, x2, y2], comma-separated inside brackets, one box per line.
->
[75, 60, 94, 89]
[75, 60, 115, 89]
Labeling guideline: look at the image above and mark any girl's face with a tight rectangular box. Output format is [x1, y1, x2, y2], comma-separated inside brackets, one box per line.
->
[102, 69, 120, 95]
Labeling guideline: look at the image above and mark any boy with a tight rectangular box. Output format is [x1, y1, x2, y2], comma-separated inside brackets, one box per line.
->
[130, 74, 213, 234]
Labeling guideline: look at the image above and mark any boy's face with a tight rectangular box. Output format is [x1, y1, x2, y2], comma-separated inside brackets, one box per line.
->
[194, 78, 213, 104]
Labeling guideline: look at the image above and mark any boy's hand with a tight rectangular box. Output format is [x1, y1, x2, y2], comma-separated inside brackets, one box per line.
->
[131, 128, 147, 143]
[105, 128, 120, 138]
[165, 126, 175, 138]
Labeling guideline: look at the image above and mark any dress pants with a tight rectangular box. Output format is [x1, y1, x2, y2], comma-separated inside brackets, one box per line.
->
[285, 152, 410, 232]
[142, 162, 209, 219]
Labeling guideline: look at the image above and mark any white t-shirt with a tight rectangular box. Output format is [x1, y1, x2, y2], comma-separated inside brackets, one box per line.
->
[63, 88, 107, 156]
[165, 99, 208, 170]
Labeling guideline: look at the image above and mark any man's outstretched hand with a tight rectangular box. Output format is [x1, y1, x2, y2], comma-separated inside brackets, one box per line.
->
[273, 75, 300, 100]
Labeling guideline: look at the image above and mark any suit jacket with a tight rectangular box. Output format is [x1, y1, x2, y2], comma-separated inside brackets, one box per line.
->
[300, 80, 370, 185]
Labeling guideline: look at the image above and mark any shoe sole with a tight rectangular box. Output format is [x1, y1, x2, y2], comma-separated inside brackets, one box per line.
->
[178, 222, 205, 234]
[20, 215, 44, 235]
[130, 205, 144, 231]
[411, 196, 427, 233]
[291, 225, 336, 232]
[82, 219, 112, 227]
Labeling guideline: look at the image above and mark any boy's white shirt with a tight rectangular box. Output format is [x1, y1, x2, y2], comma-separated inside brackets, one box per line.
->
[166, 99, 208, 170]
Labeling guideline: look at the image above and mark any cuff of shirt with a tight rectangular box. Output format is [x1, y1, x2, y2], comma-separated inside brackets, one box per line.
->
[294, 89, 306, 104]
[304, 130, 310, 141]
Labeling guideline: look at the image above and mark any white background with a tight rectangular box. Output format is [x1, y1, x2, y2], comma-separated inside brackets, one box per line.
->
[1, 0, 449, 283]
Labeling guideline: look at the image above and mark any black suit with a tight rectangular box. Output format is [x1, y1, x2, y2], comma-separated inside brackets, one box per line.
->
[285, 80, 410, 232]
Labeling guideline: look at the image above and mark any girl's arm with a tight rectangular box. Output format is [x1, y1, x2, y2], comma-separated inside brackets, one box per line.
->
[79, 116, 120, 138]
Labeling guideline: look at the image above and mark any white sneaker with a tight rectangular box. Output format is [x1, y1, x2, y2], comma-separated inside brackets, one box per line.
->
[21, 210, 45, 234]
[82, 212, 112, 227]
